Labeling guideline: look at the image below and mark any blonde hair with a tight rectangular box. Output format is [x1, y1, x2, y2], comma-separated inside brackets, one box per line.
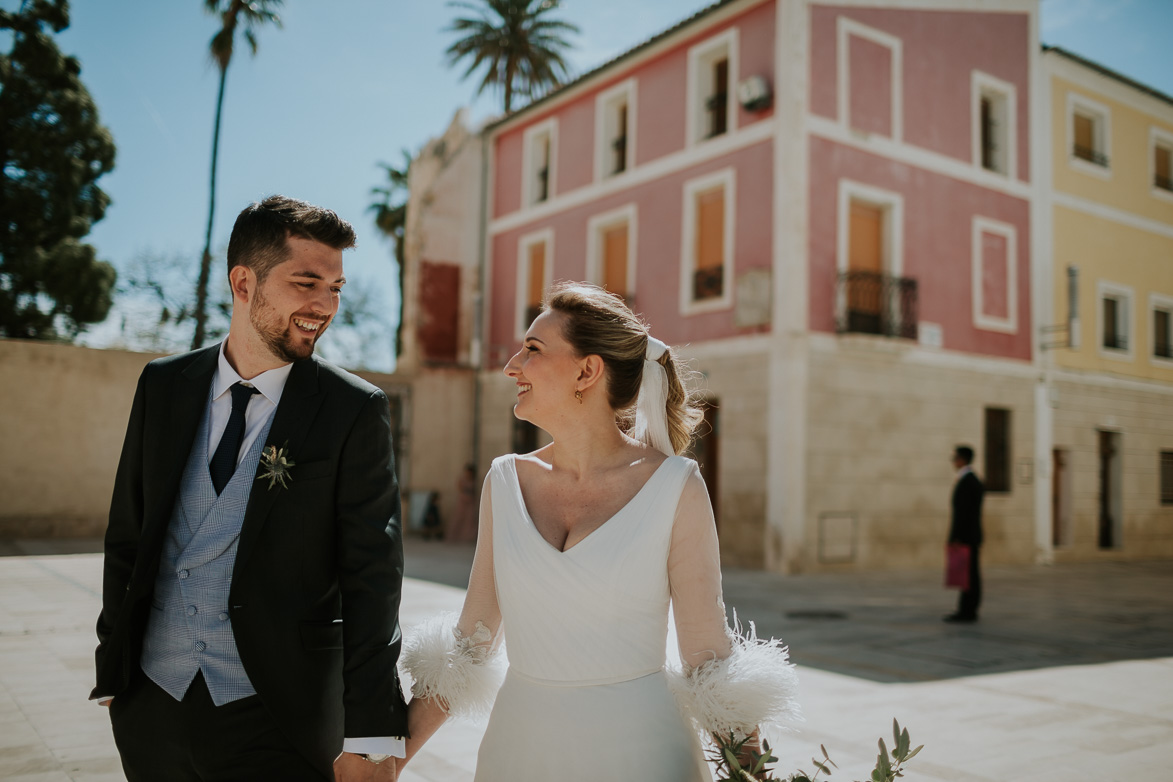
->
[544, 282, 703, 455]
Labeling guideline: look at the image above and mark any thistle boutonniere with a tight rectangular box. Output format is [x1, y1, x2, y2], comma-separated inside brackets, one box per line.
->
[257, 443, 295, 490]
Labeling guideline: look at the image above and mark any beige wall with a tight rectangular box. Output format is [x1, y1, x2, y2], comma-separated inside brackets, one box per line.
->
[0, 340, 162, 535]
[1051, 377, 1173, 560]
[392, 367, 477, 527]
[686, 350, 771, 568]
[0, 339, 471, 538]
[805, 341, 1038, 571]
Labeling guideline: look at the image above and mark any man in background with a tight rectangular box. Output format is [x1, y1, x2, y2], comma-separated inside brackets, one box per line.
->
[946, 445, 984, 623]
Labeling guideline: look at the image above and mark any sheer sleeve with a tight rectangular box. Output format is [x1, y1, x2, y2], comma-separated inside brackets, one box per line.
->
[669, 466, 733, 669]
[401, 474, 505, 718]
[667, 463, 801, 740]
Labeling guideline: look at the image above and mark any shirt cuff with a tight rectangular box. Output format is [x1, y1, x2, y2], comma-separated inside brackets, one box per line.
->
[93, 696, 113, 705]
[342, 737, 406, 758]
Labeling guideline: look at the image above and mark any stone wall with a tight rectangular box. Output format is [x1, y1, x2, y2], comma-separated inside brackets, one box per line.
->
[805, 339, 1038, 571]
[0, 339, 474, 538]
[0, 340, 163, 536]
[1051, 377, 1173, 560]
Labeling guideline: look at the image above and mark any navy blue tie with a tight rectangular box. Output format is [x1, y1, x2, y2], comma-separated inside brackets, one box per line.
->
[209, 383, 260, 495]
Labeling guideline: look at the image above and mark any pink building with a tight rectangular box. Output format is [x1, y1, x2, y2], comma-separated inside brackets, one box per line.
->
[462, 0, 1045, 572]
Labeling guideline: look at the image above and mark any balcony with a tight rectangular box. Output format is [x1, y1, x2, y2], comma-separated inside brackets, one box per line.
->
[836, 271, 918, 340]
[1073, 144, 1109, 168]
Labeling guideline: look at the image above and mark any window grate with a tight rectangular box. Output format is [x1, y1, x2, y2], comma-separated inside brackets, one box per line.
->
[835, 271, 919, 340]
[1161, 451, 1173, 506]
[1073, 144, 1109, 167]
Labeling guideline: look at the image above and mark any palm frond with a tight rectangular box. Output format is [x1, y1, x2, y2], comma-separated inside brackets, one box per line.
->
[443, 0, 578, 112]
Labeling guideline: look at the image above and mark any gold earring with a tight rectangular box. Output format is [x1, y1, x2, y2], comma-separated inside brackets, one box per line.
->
[575, 389, 583, 404]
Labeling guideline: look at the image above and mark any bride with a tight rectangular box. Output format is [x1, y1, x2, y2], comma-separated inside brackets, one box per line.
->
[397, 282, 798, 781]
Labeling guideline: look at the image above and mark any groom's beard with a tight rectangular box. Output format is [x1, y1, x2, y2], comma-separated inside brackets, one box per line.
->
[250, 286, 327, 363]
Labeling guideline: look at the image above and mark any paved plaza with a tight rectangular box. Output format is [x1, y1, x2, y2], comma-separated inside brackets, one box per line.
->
[1, 538, 1171, 781]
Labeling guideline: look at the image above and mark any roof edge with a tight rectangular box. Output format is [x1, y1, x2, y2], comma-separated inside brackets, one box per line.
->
[485, 0, 741, 133]
[1043, 44, 1173, 109]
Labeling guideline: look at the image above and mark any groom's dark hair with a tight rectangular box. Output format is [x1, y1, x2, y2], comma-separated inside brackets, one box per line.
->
[226, 194, 356, 282]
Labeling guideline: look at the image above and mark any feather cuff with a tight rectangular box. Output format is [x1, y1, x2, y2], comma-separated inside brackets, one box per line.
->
[669, 619, 801, 739]
[402, 612, 505, 719]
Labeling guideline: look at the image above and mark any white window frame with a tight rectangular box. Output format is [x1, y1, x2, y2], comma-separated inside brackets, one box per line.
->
[835, 179, 904, 277]
[680, 168, 736, 315]
[1150, 126, 1173, 203]
[585, 203, 638, 300]
[521, 118, 558, 208]
[1066, 92, 1112, 179]
[835, 180, 904, 334]
[1096, 280, 1134, 362]
[836, 17, 903, 142]
[971, 71, 1017, 179]
[686, 28, 739, 147]
[594, 79, 637, 182]
[1149, 292, 1173, 368]
[515, 228, 554, 340]
[971, 216, 1018, 334]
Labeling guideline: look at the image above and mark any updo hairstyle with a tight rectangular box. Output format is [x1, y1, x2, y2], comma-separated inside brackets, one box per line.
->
[544, 282, 703, 455]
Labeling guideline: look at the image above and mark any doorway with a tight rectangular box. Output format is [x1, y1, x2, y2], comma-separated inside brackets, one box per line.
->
[1097, 430, 1122, 549]
[690, 400, 720, 533]
[1051, 448, 1072, 547]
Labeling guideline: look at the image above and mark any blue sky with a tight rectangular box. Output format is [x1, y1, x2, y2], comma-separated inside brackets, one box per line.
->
[10, 0, 1171, 369]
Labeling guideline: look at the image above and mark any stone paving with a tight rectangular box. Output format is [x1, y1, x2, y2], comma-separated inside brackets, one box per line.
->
[1, 539, 1171, 781]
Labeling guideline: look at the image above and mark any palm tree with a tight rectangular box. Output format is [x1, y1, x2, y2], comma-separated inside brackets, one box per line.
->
[368, 151, 411, 359]
[445, 0, 578, 114]
[192, 0, 283, 350]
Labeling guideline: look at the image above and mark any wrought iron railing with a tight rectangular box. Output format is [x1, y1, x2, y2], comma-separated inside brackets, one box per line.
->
[1073, 144, 1109, 167]
[835, 271, 918, 340]
[693, 265, 724, 301]
[1102, 333, 1128, 351]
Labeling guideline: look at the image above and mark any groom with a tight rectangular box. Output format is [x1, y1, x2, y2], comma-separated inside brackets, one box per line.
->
[92, 196, 407, 780]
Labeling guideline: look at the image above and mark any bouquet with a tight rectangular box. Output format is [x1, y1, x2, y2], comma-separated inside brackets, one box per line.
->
[709, 719, 922, 782]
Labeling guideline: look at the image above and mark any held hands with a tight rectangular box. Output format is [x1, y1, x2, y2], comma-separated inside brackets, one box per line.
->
[334, 751, 398, 782]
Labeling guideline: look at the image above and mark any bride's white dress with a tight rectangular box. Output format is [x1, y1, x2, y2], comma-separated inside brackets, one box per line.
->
[474, 454, 711, 781]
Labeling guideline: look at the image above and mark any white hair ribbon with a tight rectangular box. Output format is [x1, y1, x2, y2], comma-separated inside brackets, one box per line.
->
[632, 336, 675, 456]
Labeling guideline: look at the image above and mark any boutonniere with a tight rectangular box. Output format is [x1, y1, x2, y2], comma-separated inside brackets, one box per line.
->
[257, 443, 295, 490]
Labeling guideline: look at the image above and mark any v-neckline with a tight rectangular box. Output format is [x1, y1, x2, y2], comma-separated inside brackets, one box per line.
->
[510, 455, 674, 555]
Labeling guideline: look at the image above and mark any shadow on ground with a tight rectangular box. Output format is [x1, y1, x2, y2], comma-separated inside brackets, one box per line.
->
[12, 536, 1171, 685]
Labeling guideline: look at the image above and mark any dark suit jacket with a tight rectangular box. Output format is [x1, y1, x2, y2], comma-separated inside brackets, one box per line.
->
[949, 470, 985, 547]
[93, 345, 409, 775]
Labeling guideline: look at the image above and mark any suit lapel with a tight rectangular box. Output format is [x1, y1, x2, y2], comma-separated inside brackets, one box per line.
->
[233, 356, 326, 575]
[145, 347, 218, 539]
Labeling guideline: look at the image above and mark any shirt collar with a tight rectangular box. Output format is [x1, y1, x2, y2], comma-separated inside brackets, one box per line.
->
[957, 465, 973, 479]
[213, 339, 294, 407]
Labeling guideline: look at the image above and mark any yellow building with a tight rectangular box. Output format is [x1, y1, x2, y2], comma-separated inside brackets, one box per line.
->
[1040, 47, 1173, 560]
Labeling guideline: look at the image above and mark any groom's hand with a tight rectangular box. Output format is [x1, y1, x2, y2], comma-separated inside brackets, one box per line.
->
[334, 752, 398, 781]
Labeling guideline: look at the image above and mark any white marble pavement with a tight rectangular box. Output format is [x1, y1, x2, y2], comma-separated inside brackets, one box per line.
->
[1, 553, 1171, 781]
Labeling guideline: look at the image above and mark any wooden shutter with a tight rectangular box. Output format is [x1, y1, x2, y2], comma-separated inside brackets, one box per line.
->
[849, 202, 883, 273]
[1155, 309, 1171, 358]
[693, 187, 725, 300]
[1074, 113, 1094, 157]
[602, 224, 628, 297]
[1156, 145, 1171, 187]
[697, 188, 724, 269]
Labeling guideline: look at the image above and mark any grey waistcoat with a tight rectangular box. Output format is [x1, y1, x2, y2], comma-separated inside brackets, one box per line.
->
[141, 390, 274, 705]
